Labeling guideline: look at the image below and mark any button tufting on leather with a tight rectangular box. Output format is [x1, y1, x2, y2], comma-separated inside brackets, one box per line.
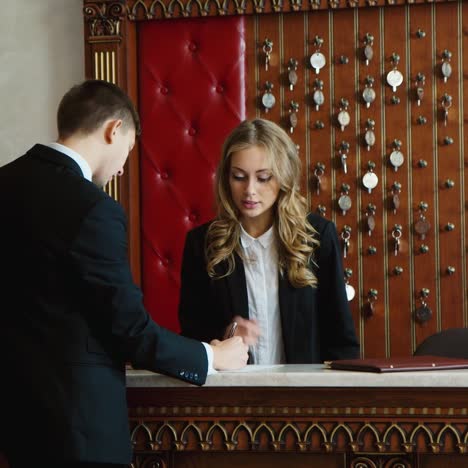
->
[139, 17, 245, 333]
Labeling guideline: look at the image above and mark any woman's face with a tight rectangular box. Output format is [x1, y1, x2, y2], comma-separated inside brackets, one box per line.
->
[229, 145, 281, 233]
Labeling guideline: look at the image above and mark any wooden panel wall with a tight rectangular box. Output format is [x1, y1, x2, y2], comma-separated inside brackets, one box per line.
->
[243, 1, 467, 357]
[85, 0, 466, 359]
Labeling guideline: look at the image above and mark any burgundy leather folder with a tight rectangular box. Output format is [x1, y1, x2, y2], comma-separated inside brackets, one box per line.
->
[324, 355, 468, 373]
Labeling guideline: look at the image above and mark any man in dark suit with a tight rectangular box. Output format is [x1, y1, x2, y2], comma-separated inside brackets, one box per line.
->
[0, 80, 248, 468]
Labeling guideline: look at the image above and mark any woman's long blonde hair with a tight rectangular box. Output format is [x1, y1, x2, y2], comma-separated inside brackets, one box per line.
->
[206, 119, 319, 288]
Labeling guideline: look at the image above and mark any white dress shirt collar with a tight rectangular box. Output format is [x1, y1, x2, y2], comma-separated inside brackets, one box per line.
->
[47, 142, 93, 182]
[240, 224, 275, 249]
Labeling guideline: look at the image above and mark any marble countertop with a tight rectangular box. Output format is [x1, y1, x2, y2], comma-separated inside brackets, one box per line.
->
[126, 364, 468, 388]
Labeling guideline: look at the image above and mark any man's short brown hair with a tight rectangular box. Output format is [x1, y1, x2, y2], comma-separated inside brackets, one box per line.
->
[57, 80, 141, 139]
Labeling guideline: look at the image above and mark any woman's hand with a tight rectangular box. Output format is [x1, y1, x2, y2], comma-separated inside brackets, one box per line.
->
[224, 315, 260, 346]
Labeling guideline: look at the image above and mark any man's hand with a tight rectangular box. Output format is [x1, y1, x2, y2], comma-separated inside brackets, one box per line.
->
[210, 337, 249, 370]
[223, 315, 260, 347]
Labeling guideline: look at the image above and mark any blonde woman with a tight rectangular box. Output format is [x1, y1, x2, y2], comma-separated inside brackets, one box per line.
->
[179, 119, 359, 364]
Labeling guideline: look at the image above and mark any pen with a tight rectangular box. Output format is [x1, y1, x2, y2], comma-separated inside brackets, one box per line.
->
[227, 321, 238, 339]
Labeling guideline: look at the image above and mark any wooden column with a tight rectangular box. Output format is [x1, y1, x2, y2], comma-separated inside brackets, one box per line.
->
[83, 0, 141, 285]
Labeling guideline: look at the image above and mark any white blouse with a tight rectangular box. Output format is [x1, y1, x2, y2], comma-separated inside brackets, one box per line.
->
[240, 225, 286, 364]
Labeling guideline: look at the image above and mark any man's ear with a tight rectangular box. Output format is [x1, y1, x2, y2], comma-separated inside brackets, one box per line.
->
[104, 119, 123, 144]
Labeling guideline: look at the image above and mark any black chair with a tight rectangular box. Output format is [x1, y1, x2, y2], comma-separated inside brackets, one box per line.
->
[414, 328, 468, 359]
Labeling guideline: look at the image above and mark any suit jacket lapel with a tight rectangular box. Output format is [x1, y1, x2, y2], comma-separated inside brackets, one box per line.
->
[226, 252, 249, 320]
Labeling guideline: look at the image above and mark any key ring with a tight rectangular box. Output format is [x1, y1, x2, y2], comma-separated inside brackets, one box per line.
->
[314, 167, 324, 178]
[392, 228, 402, 240]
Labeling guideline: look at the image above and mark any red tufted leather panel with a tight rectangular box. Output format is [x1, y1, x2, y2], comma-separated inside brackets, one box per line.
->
[138, 17, 246, 332]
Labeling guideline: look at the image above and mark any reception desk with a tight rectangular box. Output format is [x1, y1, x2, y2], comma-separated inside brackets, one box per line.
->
[127, 365, 468, 468]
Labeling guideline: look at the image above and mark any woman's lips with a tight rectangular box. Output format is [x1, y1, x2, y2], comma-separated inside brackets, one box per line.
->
[242, 200, 259, 209]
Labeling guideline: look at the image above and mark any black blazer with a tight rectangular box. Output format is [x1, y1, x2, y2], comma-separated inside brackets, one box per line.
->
[0, 145, 207, 465]
[179, 214, 359, 363]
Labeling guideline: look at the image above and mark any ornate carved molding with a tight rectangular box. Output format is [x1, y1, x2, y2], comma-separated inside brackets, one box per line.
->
[84, 1, 126, 37]
[349, 456, 412, 468]
[129, 419, 468, 455]
[130, 404, 468, 418]
[124, 0, 453, 19]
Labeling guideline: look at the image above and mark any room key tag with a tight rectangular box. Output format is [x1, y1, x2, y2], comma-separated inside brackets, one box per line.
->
[415, 305, 432, 324]
[364, 119, 376, 152]
[262, 92, 275, 112]
[414, 211, 430, 240]
[389, 150, 404, 171]
[363, 162, 378, 194]
[442, 61, 452, 83]
[313, 90, 325, 110]
[367, 215, 376, 236]
[262, 82, 275, 113]
[310, 52, 326, 74]
[362, 87, 376, 108]
[362, 76, 376, 109]
[338, 110, 350, 132]
[287, 58, 298, 91]
[365, 204, 376, 236]
[345, 283, 355, 301]
[363, 33, 374, 66]
[338, 194, 352, 215]
[364, 130, 375, 151]
[363, 171, 378, 194]
[441, 50, 452, 83]
[387, 53, 403, 92]
[415, 289, 432, 323]
[387, 70, 403, 92]
[416, 87, 424, 106]
[337, 99, 350, 132]
[310, 36, 326, 75]
[364, 44, 373, 66]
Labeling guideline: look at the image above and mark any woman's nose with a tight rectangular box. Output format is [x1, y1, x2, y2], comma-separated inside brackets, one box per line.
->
[245, 178, 256, 195]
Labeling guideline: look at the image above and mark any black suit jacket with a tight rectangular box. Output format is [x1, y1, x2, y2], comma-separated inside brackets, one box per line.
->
[0, 145, 207, 465]
[179, 214, 359, 363]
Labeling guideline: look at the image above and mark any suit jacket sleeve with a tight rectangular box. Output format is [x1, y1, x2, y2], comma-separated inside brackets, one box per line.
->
[69, 198, 208, 385]
[316, 220, 360, 361]
[179, 227, 227, 342]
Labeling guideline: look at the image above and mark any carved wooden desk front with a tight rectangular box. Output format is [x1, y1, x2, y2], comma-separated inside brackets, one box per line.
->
[127, 365, 468, 468]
